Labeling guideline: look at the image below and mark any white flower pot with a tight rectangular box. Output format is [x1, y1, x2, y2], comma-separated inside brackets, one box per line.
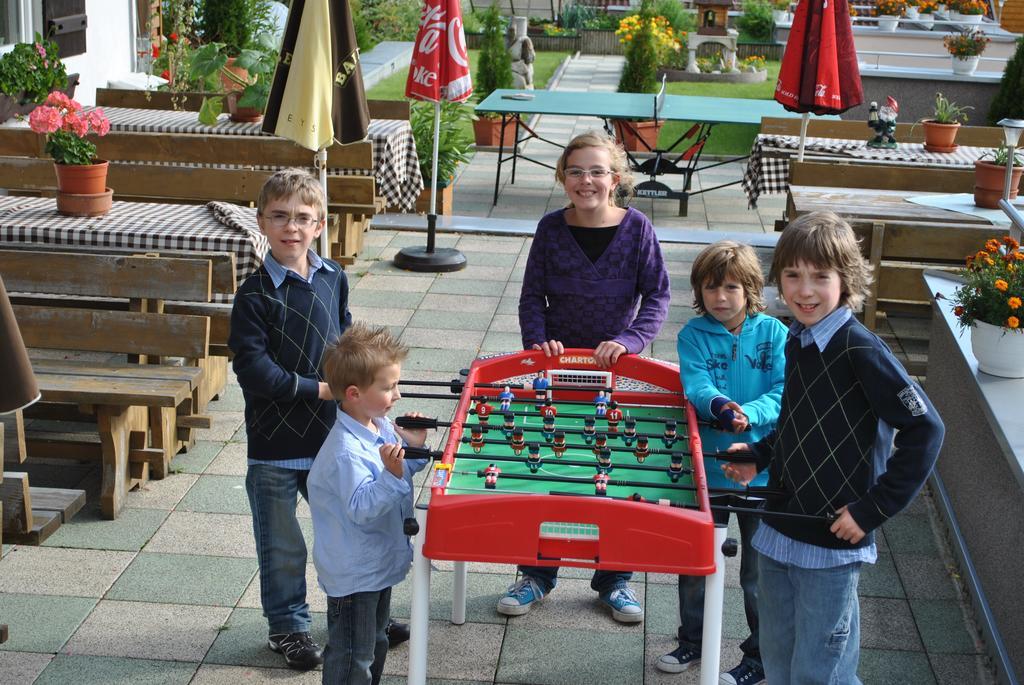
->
[971, 320, 1024, 378]
[918, 13, 934, 28]
[772, 9, 787, 23]
[951, 55, 980, 75]
[877, 15, 901, 31]
[957, 11, 983, 24]
[905, 6, 920, 18]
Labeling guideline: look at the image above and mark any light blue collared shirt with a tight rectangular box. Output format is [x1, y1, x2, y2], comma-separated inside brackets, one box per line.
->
[307, 409, 429, 597]
[752, 306, 879, 568]
[248, 250, 336, 470]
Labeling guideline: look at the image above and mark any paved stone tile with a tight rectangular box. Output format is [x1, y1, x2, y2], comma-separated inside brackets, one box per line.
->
[0, 593, 96, 652]
[204, 607, 328, 669]
[0, 546, 135, 598]
[238, 563, 328, 614]
[408, 308, 494, 331]
[108, 552, 256, 606]
[206, 441, 248, 476]
[65, 600, 231, 661]
[144, 511, 256, 558]
[383, 620, 503, 681]
[859, 648, 936, 684]
[42, 507, 168, 552]
[892, 553, 960, 599]
[860, 551, 905, 598]
[481, 331, 523, 353]
[171, 441, 226, 474]
[389, 233, 459, 248]
[497, 624, 643, 684]
[390, 569, 511, 625]
[444, 265, 514, 282]
[451, 250, 519, 267]
[929, 653, 998, 685]
[125, 472, 199, 509]
[488, 313, 520, 333]
[192, 663, 323, 684]
[883, 514, 941, 556]
[910, 599, 983, 654]
[508, 577, 642, 634]
[0, 651, 52, 683]
[197, 411, 245, 442]
[231, 424, 247, 442]
[454, 239, 524, 256]
[420, 293, 499, 314]
[178, 475, 252, 515]
[860, 597, 923, 651]
[34, 654, 197, 685]
[404, 347, 476, 374]
[644, 634, 746, 685]
[354, 274, 435, 293]
[209, 383, 245, 412]
[402, 328, 485, 351]
[646, 582, 750, 641]
[496, 296, 519, 314]
[428, 278, 506, 296]
[349, 306, 415, 326]
[349, 289, 426, 309]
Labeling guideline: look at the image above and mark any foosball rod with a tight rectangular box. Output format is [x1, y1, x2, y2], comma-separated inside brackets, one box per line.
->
[462, 468, 783, 498]
[398, 415, 687, 447]
[395, 390, 682, 410]
[399, 379, 523, 391]
[450, 448, 692, 475]
[467, 419, 726, 444]
[468, 407, 718, 429]
[549, 491, 838, 523]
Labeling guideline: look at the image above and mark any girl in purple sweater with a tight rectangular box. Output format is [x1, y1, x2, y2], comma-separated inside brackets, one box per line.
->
[498, 131, 671, 623]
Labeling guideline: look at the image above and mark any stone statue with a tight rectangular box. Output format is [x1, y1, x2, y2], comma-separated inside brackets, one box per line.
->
[867, 96, 899, 149]
[509, 16, 535, 90]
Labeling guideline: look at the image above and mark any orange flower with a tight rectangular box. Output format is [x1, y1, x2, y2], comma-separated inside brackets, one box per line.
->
[985, 257, 995, 266]
[1008, 316, 1020, 329]
[986, 238, 1001, 253]
[995, 279, 1009, 291]
[1004, 236, 1020, 250]
[1010, 297, 1022, 310]
[954, 305, 965, 317]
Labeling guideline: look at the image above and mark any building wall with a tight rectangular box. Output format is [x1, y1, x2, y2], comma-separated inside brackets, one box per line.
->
[59, 0, 136, 106]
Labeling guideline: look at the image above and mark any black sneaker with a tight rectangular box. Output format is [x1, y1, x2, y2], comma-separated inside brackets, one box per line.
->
[268, 631, 323, 671]
[655, 643, 701, 674]
[720, 659, 766, 685]
[386, 619, 410, 648]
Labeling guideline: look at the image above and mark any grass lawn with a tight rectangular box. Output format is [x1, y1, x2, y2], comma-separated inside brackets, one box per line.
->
[658, 61, 780, 156]
[367, 50, 571, 141]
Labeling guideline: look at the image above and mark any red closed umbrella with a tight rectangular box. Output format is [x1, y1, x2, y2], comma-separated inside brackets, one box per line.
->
[394, 0, 473, 272]
[775, 0, 863, 158]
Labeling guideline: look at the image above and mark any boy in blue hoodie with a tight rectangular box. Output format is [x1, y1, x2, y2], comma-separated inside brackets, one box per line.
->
[657, 241, 786, 685]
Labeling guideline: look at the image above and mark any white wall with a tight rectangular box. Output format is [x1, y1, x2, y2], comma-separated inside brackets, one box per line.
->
[59, 0, 136, 105]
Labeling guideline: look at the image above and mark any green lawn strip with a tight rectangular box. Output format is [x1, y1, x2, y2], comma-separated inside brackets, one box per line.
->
[657, 62, 780, 157]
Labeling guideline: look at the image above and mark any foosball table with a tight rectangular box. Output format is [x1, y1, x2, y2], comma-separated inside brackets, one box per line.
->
[404, 350, 734, 685]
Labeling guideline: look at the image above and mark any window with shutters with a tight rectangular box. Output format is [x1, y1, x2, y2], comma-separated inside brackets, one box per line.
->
[1, 2, 34, 52]
[43, 0, 87, 58]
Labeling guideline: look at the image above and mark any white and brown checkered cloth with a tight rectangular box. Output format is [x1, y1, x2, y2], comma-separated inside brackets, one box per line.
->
[101, 107, 423, 211]
[741, 134, 992, 208]
[0, 196, 268, 300]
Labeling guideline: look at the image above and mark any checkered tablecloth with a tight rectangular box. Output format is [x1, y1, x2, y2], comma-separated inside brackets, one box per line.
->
[741, 134, 992, 208]
[0, 196, 268, 300]
[101, 107, 423, 211]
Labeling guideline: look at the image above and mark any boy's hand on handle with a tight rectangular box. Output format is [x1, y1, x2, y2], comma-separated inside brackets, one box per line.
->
[318, 382, 334, 401]
[532, 340, 565, 357]
[723, 401, 749, 433]
[830, 505, 866, 544]
[721, 442, 757, 485]
[394, 411, 429, 448]
[593, 341, 627, 369]
[380, 443, 405, 478]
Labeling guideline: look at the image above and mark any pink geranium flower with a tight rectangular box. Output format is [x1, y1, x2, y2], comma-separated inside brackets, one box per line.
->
[31, 91, 112, 165]
[28, 105, 62, 134]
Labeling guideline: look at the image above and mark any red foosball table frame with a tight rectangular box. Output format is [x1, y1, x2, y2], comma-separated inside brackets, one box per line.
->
[407, 350, 730, 685]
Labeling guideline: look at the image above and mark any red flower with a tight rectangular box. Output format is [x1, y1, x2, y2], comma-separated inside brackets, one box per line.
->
[152, 45, 160, 59]
[161, 69, 170, 80]
[953, 305, 964, 317]
[169, 32, 178, 43]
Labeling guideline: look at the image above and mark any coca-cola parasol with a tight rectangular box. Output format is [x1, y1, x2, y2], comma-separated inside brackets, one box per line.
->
[393, 0, 473, 272]
[775, 0, 863, 159]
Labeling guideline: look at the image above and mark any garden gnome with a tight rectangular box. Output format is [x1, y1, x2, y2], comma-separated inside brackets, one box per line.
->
[867, 96, 899, 149]
[509, 16, 535, 90]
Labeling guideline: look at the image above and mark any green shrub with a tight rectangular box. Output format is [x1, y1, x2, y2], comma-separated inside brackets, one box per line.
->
[737, 0, 774, 43]
[618, 0, 661, 93]
[989, 36, 1024, 125]
[199, 0, 274, 55]
[358, 0, 422, 44]
[583, 13, 619, 30]
[411, 100, 473, 186]
[654, 0, 696, 36]
[562, 2, 597, 31]
[352, 0, 377, 53]
[476, 3, 512, 103]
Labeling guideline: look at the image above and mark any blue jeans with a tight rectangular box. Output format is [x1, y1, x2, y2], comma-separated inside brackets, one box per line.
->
[519, 565, 632, 595]
[677, 496, 761, 662]
[245, 464, 311, 635]
[758, 554, 863, 685]
[323, 588, 391, 685]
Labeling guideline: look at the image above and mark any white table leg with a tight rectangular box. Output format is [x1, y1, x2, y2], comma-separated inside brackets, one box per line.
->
[408, 505, 431, 685]
[452, 560, 468, 625]
[699, 524, 728, 685]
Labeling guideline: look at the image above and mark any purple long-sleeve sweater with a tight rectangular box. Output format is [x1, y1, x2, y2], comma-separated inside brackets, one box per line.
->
[518, 207, 671, 353]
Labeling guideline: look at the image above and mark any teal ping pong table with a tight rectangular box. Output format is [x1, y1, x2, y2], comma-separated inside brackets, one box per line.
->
[475, 83, 818, 216]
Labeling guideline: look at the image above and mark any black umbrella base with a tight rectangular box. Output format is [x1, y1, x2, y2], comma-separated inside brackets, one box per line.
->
[393, 246, 467, 273]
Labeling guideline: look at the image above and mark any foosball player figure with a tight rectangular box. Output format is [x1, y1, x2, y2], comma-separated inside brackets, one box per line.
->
[526, 443, 542, 473]
[539, 398, 557, 420]
[594, 390, 608, 417]
[532, 372, 550, 406]
[634, 435, 650, 463]
[623, 416, 638, 446]
[668, 452, 685, 482]
[663, 419, 678, 448]
[502, 412, 516, 438]
[470, 425, 485, 453]
[499, 385, 514, 412]
[594, 472, 610, 496]
[605, 401, 623, 433]
[593, 432, 608, 457]
[510, 427, 526, 455]
[596, 447, 613, 472]
[542, 414, 556, 442]
[484, 464, 501, 489]
[475, 400, 493, 426]
[552, 430, 567, 458]
[583, 416, 597, 444]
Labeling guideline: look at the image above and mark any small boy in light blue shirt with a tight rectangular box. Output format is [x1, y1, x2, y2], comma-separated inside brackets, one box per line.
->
[308, 323, 430, 685]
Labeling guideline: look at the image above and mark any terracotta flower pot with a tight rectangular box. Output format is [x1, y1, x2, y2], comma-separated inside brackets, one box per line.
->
[973, 159, 1023, 209]
[226, 91, 263, 123]
[220, 57, 250, 94]
[921, 120, 960, 152]
[53, 160, 109, 195]
[614, 119, 663, 152]
[56, 188, 113, 217]
[473, 116, 517, 148]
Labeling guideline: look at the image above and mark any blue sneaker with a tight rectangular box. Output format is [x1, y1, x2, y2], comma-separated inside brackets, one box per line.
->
[720, 659, 765, 685]
[655, 643, 700, 673]
[497, 577, 545, 616]
[598, 586, 644, 623]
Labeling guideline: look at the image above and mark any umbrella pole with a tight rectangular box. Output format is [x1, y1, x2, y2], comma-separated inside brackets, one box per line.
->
[428, 100, 441, 254]
[318, 146, 329, 258]
[797, 113, 809, 162]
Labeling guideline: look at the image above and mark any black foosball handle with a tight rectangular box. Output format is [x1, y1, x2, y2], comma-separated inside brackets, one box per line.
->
[400, 445, 439, 460]
[396, 416, 440, 430]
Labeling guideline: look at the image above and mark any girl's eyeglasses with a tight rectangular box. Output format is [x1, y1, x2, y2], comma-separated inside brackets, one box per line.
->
[564, 168, 613, 179]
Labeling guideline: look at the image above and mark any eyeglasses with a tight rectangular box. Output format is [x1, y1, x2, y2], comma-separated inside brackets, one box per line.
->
[262, 212, 320, 229]
[564, 167, 613, 180]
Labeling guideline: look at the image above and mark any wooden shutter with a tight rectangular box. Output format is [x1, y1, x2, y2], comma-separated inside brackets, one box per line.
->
[43, 0, 88, 58]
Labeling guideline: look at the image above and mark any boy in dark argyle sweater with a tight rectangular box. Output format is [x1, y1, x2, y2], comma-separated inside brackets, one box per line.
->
[229, 169, 350, 670]
[725, 212, 944, 684]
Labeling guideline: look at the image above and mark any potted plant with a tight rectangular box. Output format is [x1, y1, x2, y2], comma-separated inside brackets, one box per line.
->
[616, 0, 678, 150]
[950, 0, 985, 25]
[28, 91, 112, 216]
[917, 0, 938, 28]
[950, 236, 1024, 377]
[973, 144, 1023, 208]
[0, 34, 71, 123]
[189, 31, 279, 124]
[474, 3, 515, 148]
[875, 0, 907, 30]
[905, 0, 921, 19]
[772, 0, 791, 23]
[411, 101, 473, 214]
[943, 28, 989, 75]
[918, 92, 972, 152]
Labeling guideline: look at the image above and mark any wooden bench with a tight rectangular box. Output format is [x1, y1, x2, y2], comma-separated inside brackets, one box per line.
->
[1, 250, 215, 518]
[759, 117, 1005, 146]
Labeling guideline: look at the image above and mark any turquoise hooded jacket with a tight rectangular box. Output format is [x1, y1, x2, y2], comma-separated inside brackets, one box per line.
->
[676, 312, 787, 490]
